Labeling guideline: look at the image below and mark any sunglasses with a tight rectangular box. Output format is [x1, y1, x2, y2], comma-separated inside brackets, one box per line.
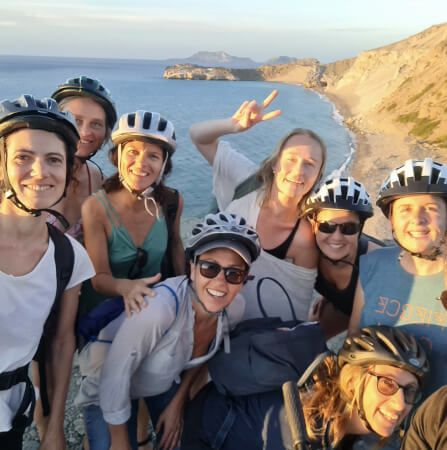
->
[197, 260, 248, 285]
[128, 248, 148, 280]
[316, 221, 362, 235]
[368, 372, 421, 405]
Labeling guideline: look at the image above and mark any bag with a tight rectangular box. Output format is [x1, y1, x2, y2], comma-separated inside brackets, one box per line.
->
[208, 317, 327, 396]
[32, 223, 75, 417]
[160, 187, 180, 279]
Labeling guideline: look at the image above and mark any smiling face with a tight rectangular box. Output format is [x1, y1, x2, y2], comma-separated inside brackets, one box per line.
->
[272, 134, 323, 201]
[120, 140, 165, 193]
[390, 194, 447, 255]
[3, 129, 67, 210]
[61, 96, 106, 158]
[190, 248, 247, 314]
[314, 209, 361, 261]
[362, 365, 418, 437]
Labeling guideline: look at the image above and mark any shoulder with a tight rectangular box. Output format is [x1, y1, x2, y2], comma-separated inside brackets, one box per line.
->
[65, 234, 95, 288]
[293, 218, 316, 249]
[86, 162, 103, 191]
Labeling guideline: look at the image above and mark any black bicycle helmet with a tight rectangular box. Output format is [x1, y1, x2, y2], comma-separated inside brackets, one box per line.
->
[377, 158, 447, 217]
[338, 326, 429, 385]
[112, 111, 177, 155]
[306, 176, 373, 220]
[52, 76, 117, 130]
[185, 212, 261, 265]
[0, 94, 79, 227]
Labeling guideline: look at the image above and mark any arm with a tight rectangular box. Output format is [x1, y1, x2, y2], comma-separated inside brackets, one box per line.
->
[109, 424, 132, 450]
[170, 193, 185, 276]
[288, 219, 318, 269]
[39, 285, 79, 450]
[189, 90, 281, 166]
[348, 279, 365, 336]
[82, 196, 160, 316]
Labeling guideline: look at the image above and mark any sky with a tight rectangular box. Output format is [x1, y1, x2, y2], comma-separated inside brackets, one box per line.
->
[0, 0, 446, 63]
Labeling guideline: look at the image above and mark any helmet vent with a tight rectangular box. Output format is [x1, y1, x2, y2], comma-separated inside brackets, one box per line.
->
[158, 118, 167, 132]
[353, 189, 360, 204]
[431, 166, 441, 183]
[127, 113, 136, 127]
[414, 165, 423, 181]
[142, 112, 152, 129]
[398, 172, 406, 186]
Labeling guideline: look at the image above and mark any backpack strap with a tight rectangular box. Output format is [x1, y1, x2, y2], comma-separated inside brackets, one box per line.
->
[33, 224, 75, 417]
[160, 188, 180, 279]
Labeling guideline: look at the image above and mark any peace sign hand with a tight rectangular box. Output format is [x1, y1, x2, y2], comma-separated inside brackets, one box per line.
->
[231, 90, 282, 131]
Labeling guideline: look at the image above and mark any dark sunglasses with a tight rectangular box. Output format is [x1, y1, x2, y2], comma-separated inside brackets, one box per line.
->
[128, 248, 148, 280]
[316, 221, 361, 236]
[368, 372, 421, 405]
[197, 260, 248, 285]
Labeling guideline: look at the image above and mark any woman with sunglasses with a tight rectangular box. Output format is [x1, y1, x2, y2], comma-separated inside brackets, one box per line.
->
[79, 110, 185, 319]
[0, 95, 95, 449]
[190, 90, 326, 321]
[75, 212, 261, 450]
[182, 325, 429, 449]
[48, 76, 117, 242]
[349, 158, 447, 397]
[305, 177, 380, 339]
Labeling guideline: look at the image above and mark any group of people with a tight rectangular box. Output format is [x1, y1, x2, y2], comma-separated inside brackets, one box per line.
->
[0, 79, 445, 450]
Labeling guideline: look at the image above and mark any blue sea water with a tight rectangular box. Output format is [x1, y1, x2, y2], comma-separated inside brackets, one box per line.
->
[0, 55, 354, 217]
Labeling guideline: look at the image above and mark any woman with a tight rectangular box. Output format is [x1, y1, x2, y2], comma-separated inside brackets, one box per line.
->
[190, 90, 326, 320]
[305, 176, 380, 339]
[50, 75, 117, 240]
[182, 325, 429, 449]
[75, 212, 261, 450]
[349, 158, 447, 396]
[0, 95, 94, 449]
[80, 110, 184, 318]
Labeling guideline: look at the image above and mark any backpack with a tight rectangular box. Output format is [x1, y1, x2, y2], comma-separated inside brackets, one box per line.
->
[32, 223, 75, 417]
[208, 172, 262, 213]
[160, 187, 180, 279]
[208, 317, 327, 396]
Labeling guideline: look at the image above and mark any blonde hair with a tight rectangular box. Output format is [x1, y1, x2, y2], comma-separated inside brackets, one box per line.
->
[257, 129, 327, 214]
[300, 357, 368, 447]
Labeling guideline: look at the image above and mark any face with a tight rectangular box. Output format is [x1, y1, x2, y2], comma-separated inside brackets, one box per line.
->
[120, 140, 165, 192]
[272, 134, 323, 200]
[391, 194, 447, 255]
[3, 129, 67, 210]
[190, 248, 247, 313]
[314, 209, 361, 260]
[362, 365, 418, 437]
[61, 97, 106, 158]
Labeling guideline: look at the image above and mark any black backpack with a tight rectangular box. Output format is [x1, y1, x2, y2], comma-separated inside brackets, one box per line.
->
[160, 187, 180, 279]
[32, 223, 75, 417]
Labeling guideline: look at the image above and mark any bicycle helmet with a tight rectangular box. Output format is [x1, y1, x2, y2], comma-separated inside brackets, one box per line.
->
[0, 94, 79, 227]
[51, 76, 117, 129]
[112, 111, 177, 155]
[338, 326, 429, 385]
[306, 176, 373, 220]
[377, 158, 447, 216]
[186, 212, 261, 266]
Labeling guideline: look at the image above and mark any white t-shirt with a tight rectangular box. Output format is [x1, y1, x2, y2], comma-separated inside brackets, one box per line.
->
[0, 234, 95, 432]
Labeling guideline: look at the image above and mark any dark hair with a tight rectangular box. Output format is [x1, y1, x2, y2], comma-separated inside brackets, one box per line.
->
[103, 140, 173, 205]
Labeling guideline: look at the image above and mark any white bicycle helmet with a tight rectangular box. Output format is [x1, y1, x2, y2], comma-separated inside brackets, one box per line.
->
[112, 111, 177, 155]
[306, 177, 373, 220]
[186, 212, 261, 265]
[377, 158, 447, 216]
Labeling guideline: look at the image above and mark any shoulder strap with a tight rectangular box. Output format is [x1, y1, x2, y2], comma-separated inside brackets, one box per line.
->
[94, 190, 122, 226]
[161, 188, 179, 239]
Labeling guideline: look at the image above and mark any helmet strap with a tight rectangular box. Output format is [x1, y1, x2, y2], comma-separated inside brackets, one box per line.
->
[392, 230, 444, 261]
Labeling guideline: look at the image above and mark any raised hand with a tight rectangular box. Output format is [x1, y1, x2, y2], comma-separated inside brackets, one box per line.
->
[231, 89, 282, 131]
[119, 273, 161, 317]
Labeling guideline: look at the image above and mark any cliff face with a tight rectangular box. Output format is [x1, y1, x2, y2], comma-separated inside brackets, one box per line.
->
[164, 64, 239, 80]
[323, 23, 447, 146]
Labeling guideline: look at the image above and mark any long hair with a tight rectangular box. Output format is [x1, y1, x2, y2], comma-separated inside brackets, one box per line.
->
[257, 128, 327, 214]
[103, 141, 173, 205]
[300, 356, 368, 446]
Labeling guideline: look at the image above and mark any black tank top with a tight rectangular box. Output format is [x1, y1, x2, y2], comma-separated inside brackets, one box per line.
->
[264, 218, 301, 260]
[315, 236, 369, 316]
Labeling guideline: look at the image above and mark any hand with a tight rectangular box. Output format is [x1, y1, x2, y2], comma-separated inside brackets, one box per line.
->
[39, 424, 66, 450]
[120, 273, 161, 317]
[232, 89, 281, 131]
[155, 398, 185, 450]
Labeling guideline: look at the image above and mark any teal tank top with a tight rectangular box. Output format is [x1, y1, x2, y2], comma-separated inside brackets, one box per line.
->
[79, 190, 168, 314]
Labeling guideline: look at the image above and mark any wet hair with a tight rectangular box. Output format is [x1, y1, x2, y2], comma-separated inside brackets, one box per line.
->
[103, 139, 173, 205]
[256, 128, 327, 214]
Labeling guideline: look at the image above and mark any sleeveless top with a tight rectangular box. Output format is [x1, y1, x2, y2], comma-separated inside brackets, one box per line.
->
[264, 218, 301, 260]
[79, 190, 168, 315]
[314, 236, 369, 316]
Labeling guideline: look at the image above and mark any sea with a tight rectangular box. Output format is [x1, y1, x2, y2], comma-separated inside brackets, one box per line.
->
[0, 55, 355, 218]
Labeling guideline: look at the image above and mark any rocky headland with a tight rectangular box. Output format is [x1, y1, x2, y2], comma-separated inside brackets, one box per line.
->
[165, 23, 447, 239]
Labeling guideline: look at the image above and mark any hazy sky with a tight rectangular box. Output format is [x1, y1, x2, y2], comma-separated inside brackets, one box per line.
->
[0, 0, 445, 62]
